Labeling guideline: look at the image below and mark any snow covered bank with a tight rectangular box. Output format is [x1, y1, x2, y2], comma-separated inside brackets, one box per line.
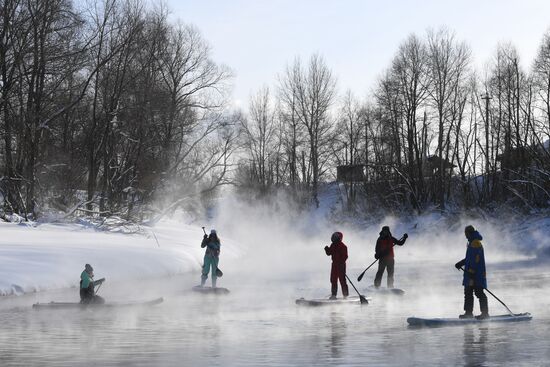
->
[3, 183, 549, 298]
[0, 220, 242, 296]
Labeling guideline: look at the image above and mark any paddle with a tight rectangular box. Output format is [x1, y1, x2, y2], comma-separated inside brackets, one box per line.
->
[202, 226, 223, 278]
[357, 259, 378, 282]
[459, 267, 515, 316]
[344, 273, 369, 304]
[93, 278, 105, 294]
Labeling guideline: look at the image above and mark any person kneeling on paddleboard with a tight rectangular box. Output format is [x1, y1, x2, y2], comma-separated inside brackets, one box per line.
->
[324, 232, 349, 300]
[373, 226, 407, 289]
[455, 225, 489, 320]
[80, 264, 105, 304]
[201, 229, 221, 288]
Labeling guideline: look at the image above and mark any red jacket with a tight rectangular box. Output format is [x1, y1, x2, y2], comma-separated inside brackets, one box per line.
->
[325, 241, 348, 264]
[375, 235, 405, 259]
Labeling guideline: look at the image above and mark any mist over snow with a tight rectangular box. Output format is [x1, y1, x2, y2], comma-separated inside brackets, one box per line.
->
[1, 187, 550, 366]
[0, 220, 242, 296]
[1, 183, 549, 300]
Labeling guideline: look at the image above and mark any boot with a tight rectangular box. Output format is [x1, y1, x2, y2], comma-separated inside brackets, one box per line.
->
[475, 312, 490, 320]
[459, 312, 473, 319]
[329, 295, 337, 300]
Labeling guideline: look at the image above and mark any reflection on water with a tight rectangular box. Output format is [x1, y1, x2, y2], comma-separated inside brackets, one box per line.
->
[463, 327, 488, 367]
[0, 264, 549, 366]
[329, 311, 346, 360]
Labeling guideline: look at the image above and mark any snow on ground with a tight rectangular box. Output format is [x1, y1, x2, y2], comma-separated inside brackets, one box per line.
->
[0, 220, 242, 296]
[2, 182, 550, 297]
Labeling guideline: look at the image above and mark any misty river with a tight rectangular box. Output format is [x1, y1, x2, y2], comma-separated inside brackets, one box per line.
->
[1, 260, 549, 366]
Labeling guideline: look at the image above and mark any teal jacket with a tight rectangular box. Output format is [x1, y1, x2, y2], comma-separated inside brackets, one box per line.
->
[80, 270, 92, 289]
[201, 237, 221, 258]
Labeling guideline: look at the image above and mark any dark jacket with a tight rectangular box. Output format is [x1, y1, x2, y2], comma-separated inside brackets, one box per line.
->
[201, 236, 221, 258]
[375, 232, 406, 259]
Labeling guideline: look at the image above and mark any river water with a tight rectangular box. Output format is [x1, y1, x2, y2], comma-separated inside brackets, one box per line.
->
[1, 260, 549, 366]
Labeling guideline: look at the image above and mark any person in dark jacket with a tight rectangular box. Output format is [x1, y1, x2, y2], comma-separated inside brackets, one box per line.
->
[80, 264, 105, 304]
[373, 226, 408, 288]
[455, 225, 489, 319]
[201, 229, 221, 287]
[325, 232, 349, 299]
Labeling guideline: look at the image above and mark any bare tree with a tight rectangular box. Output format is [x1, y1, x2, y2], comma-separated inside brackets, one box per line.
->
[426, 28, 471, 209]
[279, 54, 336, 207]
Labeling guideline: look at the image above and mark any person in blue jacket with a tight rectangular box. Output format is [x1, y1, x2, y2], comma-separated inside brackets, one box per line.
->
[201, 229, 221, 288]
[455, 225, 489, 319]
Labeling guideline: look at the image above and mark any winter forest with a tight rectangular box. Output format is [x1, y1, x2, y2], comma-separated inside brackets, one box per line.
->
[1, 0, 550, 223]
[2, 1, 550, 365]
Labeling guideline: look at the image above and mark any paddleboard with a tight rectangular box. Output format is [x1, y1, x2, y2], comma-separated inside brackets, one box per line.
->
[407, 313, 532, 327]
[295, 296, 370, 306]
[366, 286, 405, 296]
[192, 286, 230, 294]
[32, 297, 164, 309]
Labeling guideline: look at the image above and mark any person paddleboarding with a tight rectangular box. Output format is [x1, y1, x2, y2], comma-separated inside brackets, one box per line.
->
[201, 229, 221, 288]
[373, 226, 407, 288]
[324, 232, 349, 300]
[455, 225, 489, 320]
[80, 264, 105, 304]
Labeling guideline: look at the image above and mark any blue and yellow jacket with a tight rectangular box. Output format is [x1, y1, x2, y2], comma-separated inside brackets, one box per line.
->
[462, 231, 487, 288]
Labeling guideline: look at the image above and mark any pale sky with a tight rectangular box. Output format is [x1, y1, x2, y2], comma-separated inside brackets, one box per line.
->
[167, 0, 550, 109]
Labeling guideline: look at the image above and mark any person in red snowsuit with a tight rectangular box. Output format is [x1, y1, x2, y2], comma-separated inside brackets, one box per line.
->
[324, 232, 349, 299]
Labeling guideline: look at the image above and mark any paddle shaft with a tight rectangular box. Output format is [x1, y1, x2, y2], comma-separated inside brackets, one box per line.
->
[151, 230, 160, 247]
[344, 273, 368, 304]
[460, 267, 515, 315]
[95, 282, 103, 296]
[483, 287, 515, 315]
[357, 259, 378, 282]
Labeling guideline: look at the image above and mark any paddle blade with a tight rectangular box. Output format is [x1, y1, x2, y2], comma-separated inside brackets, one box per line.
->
[357, 272, 364, 282]
[216, 268, 223, 277]
[359, 295, 369, 305]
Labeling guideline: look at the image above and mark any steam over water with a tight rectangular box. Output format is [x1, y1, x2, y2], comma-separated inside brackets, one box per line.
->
[1, 198, 550, 366]
[1, 260, 549, 366]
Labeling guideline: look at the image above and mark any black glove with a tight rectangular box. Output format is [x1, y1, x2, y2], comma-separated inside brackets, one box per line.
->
[203, 234, 208, 239]
[455, 260, 464, 270]
[374, 253, 380, 260]
[403, 233, 408, 239]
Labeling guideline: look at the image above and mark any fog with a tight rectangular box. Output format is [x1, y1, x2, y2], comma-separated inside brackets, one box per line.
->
[1, 195, 549, 366]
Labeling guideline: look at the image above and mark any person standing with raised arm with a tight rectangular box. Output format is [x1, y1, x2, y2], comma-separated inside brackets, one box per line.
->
[201, 229, 221, 288]
[373, 226, 408, 289]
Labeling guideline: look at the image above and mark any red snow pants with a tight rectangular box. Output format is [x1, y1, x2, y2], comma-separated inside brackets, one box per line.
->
[330, 262, 349, 297]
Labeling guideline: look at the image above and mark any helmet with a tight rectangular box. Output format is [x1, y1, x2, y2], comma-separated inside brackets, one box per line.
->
[331, 232, 343, 243]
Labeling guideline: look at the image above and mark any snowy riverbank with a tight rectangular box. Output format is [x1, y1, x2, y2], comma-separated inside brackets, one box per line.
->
[2, 192, 550, 298]
[0, 220, 242, 296]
